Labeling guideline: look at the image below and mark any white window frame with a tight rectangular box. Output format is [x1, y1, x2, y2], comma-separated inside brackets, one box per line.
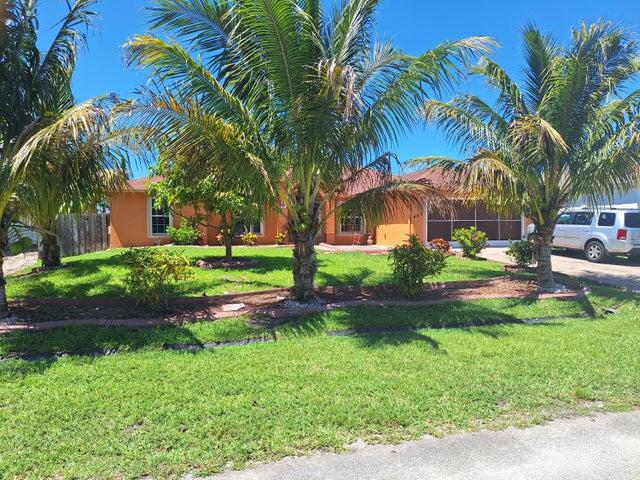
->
[147, 197, 173, 237]
[234, 219, 265, 237]
[338, 213, 365, 234]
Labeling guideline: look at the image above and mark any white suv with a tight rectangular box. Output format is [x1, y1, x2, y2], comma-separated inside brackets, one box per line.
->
[529, 207, 640, 262]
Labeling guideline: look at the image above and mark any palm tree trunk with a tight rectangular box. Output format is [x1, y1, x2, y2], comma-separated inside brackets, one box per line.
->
[292, 229, 318, 302]
[535, 227, 556, 292]
[0, 225, 8, 318]
[40, 232, 61, 269]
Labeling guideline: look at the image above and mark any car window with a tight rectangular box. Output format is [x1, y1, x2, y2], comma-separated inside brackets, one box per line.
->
[625, 213, 640, 228]
[598, 212, 616, 227]
[572, 212, 593, 226]
[557, 213, 573, 225]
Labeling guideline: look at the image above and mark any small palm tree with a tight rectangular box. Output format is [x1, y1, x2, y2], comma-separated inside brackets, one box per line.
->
[0, 0, 98, 315]
[412, 22, 640, 291]
[19, 98, 127, 269]
[124, 0, 492, 301]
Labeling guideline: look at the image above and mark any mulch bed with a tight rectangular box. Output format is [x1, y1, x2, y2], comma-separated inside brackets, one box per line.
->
[195, 257, 260, 270]
[1, 275, 587, 334]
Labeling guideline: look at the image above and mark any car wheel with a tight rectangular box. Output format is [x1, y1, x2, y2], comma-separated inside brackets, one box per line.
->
[585, 240, 607, 263]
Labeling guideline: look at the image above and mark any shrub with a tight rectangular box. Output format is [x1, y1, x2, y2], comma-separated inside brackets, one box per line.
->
[241, 232, 258, 246]
[429, 237, 451, 254]
[452, 227, 488, 258]
[388, 234, 447, 298]
[506, 239, 535, 268]
[9, 236, 34, 256]
[167, 220, 202, 246]
[121, 247, 192, 307]
[275, 231, 287, 245]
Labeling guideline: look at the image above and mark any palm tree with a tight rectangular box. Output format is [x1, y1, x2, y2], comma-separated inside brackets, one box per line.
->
[412, 22, 640, 291]
[124, 0, 492, 302]
[19, 97, 127, 269]
[0, 0, 97, 316]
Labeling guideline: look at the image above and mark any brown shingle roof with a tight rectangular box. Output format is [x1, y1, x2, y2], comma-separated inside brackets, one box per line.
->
[126, 168, 454, 194]
[401, 168, 455, 187]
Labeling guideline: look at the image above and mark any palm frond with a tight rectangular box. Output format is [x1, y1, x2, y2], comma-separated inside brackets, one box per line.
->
[473, 57, 528, 118]
[338, 178, 451, 227]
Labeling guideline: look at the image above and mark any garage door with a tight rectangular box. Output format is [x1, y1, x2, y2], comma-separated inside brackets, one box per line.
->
[426, 201, 522, 242]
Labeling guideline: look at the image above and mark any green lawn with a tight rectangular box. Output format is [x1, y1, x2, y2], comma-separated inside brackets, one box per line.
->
[1, 285, 639, 479]
[5, 246, 504, 299]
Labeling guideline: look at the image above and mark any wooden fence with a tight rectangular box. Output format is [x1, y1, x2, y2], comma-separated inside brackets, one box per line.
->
[58, 213, 110, 257]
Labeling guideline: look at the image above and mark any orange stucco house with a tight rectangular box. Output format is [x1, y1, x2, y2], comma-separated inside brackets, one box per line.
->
[109, 170, 525, 249]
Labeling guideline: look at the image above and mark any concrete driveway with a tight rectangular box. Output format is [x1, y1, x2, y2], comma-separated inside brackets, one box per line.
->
[2, 252, 38, 277]
[481, 247, 640, 291]
[202, 411, 640, 480]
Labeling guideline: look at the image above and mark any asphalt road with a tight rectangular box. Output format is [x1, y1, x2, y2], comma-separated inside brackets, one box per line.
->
[200, 411, 640, 480]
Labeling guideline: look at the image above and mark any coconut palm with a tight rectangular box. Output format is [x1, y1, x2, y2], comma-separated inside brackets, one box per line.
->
[124, 0, 492, 301]
[411, 22, 640, 291]
[19, 97, 128, 269]
[0, 0, 98, 315]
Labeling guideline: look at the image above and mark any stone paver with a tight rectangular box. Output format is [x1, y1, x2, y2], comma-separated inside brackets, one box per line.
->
[199, 411, 640, 480]
[481, 247, 640, 291]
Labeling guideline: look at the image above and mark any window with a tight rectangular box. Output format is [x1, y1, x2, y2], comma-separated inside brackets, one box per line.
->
[339, 215, 363, 233]
[234, 220, 263, 236]
[149, 198, 171, 236]
[598, 212, 616, 227]
[557, 213, 573, 225]
[625, 213, 640, 228]
[572, 212, 593, 226]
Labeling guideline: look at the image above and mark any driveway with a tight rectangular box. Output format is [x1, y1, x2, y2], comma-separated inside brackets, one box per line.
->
[2, 252, 38, 277]
[202, 411, 640, 480]
[481, 247, 640, 291]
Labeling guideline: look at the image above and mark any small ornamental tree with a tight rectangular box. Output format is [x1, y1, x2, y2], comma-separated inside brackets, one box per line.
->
[148, 162, 264, 262]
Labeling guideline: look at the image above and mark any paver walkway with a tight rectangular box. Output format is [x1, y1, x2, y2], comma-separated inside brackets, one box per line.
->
[481, 247, 640, 291]
[201, 411, 640, 480]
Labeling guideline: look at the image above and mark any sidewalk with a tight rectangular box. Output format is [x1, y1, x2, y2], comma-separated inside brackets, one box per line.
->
[201, 411, 640, 480]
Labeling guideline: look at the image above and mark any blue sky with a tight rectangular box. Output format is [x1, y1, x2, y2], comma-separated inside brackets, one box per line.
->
[39, 0, 640, 178]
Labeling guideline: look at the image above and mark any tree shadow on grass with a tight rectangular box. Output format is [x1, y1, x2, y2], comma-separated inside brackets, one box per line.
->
[0, 323, 203, 375]
[10, 272, 125, 299]
[316, 267, 380, 287]
[276, 293, 600, 350]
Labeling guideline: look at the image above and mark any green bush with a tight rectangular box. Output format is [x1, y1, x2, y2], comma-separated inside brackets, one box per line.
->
[121, 248, 192, 307]
[275, 231, 287, 245]
[388, 234, 447, 298]
[9, 236, 34, 256]
[452, 227, 488, 258]
[506, 239, 535, 268]
[241, 232, 258, 246]
[167, 220, 202, 246]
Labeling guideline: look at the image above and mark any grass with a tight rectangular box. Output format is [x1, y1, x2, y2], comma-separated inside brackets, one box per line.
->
[1, 284, 640, 478]
[5, 246, 505, 299]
